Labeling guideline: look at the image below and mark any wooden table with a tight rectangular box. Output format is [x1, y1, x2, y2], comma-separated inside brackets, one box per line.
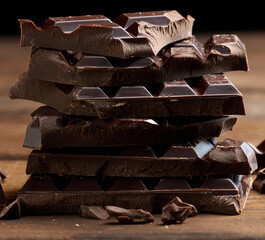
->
[0, 31, 265, 239]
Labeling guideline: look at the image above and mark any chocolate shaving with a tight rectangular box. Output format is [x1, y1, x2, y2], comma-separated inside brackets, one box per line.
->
[105, 205, 155, 224]
[161, 196, 197, 224]
[79, 205, 110, 220]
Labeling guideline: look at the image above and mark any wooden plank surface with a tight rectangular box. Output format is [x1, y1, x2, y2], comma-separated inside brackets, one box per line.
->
[0, 31, 265, 239]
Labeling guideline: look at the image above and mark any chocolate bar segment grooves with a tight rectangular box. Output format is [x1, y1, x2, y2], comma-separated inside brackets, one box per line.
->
[19, 11, 194, 58]
[25, 139, 257, 177]
[27, 34, 248, 87]
[17, 174, 252, 215]
[9, 73, 245, 118]
[22, 106, 237, 149]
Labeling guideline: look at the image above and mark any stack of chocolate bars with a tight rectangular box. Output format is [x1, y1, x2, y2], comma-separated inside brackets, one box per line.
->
[9, 10, 257, 215]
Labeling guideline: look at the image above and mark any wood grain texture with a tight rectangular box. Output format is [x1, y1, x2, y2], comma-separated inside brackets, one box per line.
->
[0, 32, 265, 239]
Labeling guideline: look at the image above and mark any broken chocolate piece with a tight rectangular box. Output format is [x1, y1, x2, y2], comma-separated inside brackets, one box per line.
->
[252, 168, 265, 193]
[79, 205, 110, 220]
[248, 140, 265, 170]
[161, 203, 192, 224]
[207, 138, 258, 174]
[27, 35, 248, 87]
[19, 11, 194, 58]
[0, 198, 22, 219]
[9, 73, 245, 118]
[22, 106, 237, 149]
[164, 196, 198, 216]
[105, 205, 155, 223]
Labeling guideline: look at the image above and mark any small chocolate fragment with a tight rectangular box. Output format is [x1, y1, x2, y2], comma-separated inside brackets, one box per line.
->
[161, 203, 192, 224]
[0, 198, 22, 220]
[9, 73, 245, 118]
[208, 138, 258, 174]
[248, 140, 265, 170]
[79, 205, 110, 220]
[252, 168, 265, 193]
[165, 196, 198, 216]
[19, 11, 194, 58]
[105, 205, 155, 223]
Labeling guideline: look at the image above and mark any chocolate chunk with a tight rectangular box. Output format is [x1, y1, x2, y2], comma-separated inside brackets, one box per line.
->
[165, 196, 198, 216]
[252, 168, 265, 193]
[161, 203, 192, 224]
[19, 11, 194, 58]
[27, 35, 248, 87]
[248, 140, 265, 170]
[9, 73, 245, 118]
[17, 175, 251, 215]
[26, 139, 257, 177]
[22, 106, 237, 149]
[161, 196, 198, 224]
[79, 205, 110, 220]
[208, 138, 258, 173]
[105, 205, 155, 223]
[0, 198, 22, 220]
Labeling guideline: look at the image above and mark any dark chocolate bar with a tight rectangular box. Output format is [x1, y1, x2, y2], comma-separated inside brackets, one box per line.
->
[26, 139, 258, 177]
[19, 11, 194, 58]
[17, 174, 252, 215]
[9, 73, 245, 118]
[27, 35, 248, 87]
[23, 106, 237, 149]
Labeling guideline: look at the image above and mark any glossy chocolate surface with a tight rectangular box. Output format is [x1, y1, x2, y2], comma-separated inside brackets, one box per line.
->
[22, 106, 237, 149]
[19, 11, 194, 58]
[9, 73, 245, 118]
[27, 35, 248, 87]
[26, 139, 257, 177]
[17, 174, 252, 215]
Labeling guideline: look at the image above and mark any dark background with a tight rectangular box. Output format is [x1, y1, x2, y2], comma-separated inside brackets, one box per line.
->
[1, 2, 264, 35]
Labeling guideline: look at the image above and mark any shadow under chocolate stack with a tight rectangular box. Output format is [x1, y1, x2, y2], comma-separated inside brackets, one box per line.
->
[9, 10, 257, 215]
